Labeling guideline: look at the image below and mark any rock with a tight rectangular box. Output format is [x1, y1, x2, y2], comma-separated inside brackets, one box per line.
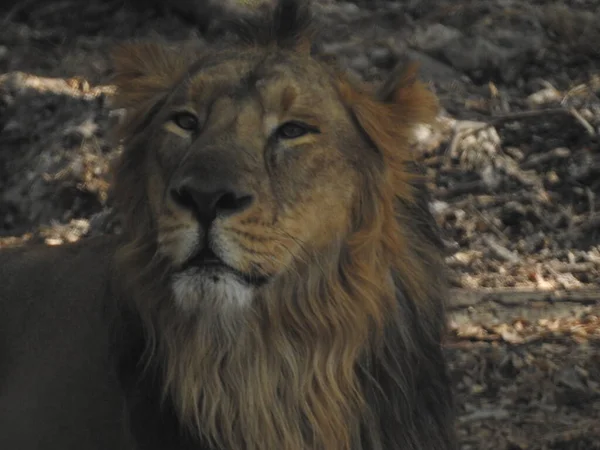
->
[405, 49, 465, 84]
[500, 202, 528, 227]
[412, 23, 463, 54]
[335, 2, 361, 17]
[442, 36, 511, 74]
[368, 46, 396, 69]
[349, 54, 370, 73]
[412, 22, 544, 82]
[526, 87, 561, 108]
[315, 1, 363, 23]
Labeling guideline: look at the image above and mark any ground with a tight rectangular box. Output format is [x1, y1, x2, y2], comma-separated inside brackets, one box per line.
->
[0, 1, 599, 448]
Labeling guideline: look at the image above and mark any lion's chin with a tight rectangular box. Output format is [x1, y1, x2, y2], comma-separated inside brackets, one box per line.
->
[171, 267, 256, 312]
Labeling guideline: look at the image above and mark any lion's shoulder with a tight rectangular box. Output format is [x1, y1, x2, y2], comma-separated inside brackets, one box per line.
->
[0, 235, 140, 450]
[0, 236, 119, 330]
[0, 235, 117, 283]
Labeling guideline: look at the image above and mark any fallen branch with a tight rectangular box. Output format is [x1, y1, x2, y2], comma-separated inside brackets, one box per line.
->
[449, 288, 600, 308]
[520, 147, 571, 170]
[482, 235, 519, 263]
[435, 180, 488, 199]
[540, 422, 600, 446]
[446, 107, 596, 159]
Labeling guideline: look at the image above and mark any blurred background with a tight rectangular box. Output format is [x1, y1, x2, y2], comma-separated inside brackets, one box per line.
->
[0, 1, 599, 448]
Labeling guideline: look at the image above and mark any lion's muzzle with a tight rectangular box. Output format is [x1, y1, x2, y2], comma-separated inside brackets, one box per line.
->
[166, 173, 267, 288]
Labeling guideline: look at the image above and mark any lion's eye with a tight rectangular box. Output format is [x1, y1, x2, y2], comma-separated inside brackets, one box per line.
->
[172, 112, 199, 131]
[275, 121, 316, 140]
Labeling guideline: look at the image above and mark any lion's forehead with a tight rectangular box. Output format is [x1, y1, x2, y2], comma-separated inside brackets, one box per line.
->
[178, 52, 338, 116]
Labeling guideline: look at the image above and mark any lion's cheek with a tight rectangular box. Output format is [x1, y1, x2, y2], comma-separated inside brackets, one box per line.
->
[156, 215, 201, 267]
[212, 230, 291, 277]
[291, 184, 355, 248]
[145, 159, 169, 218]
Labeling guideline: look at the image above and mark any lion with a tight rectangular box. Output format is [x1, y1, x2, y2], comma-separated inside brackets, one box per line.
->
[0, 1, 456, 449]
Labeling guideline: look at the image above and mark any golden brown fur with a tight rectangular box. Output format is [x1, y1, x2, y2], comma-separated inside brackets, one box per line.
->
[104, 1, 456, 449]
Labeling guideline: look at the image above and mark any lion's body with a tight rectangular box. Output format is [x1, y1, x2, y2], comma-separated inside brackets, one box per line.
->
[0, 236, 210, 450]
[0, 238, 131, 449]
[0, 1, 456, 449]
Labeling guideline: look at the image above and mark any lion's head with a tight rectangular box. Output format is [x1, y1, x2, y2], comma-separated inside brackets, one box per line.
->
[109, 1, 452, 450]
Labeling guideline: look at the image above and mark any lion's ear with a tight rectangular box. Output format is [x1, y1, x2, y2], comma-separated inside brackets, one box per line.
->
[375, 63, 438, 125]
[110, 42, 190, 109]
[338, 64, 438, 152]
[337, 64, 438, 196]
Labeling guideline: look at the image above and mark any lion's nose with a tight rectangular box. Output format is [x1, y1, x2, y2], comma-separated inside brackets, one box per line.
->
[170, 179, 254, 226]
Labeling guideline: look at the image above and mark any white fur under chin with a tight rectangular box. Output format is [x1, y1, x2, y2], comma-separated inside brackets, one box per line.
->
[171, 268, 254, 312]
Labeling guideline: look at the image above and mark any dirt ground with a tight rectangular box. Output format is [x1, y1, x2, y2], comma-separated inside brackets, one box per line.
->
[1, 1, 599, 448]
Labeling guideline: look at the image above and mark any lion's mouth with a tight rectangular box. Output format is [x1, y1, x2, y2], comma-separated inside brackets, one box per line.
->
[182, 247, 268, 287]
[185, 247, 227, 271]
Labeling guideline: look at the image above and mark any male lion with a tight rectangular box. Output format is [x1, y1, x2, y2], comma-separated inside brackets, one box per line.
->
[0, 1, 456, 449]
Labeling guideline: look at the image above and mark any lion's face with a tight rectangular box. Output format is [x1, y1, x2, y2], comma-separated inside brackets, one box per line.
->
[115, 48, 375, 310]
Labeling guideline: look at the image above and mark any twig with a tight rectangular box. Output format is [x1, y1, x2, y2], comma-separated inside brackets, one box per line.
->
[549, 261, 598, 274]
[566, 212, 600, 239]
[487, 108, 569, 125]
[540, 423, 600, 445]
[435, 180, 488, 199]
[458, 409, 510, 423]
[445, 120, 490, 157]
[482, 235, 519, 263]
[449, 288, 600, 308]
[474, 209, 509, 243]
[446, 107, 596, 157]
[568, 107, 596, 136]
[586, 187, 595, 216]
[520, 147, 571, 170]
